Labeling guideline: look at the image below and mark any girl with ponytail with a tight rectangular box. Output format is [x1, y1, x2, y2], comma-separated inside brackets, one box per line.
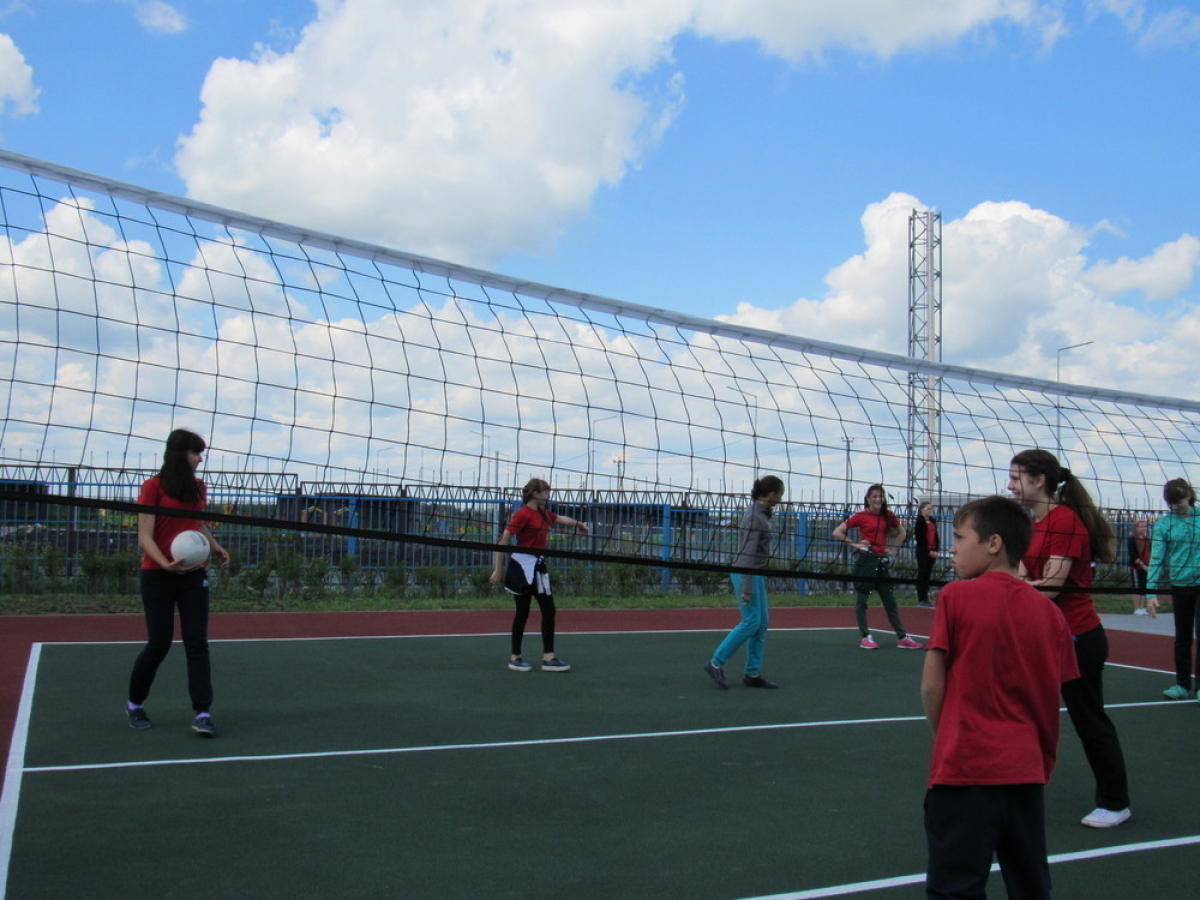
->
[1008, 448, 1130, 829]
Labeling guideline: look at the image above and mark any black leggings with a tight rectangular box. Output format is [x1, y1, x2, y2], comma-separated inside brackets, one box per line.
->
[1169, 587, 1200, 689]
[1061, 625, 1129, 811]
[129, 568, 212, 713]
[511, 591, 556, 657]
[916, 553, 936, 605]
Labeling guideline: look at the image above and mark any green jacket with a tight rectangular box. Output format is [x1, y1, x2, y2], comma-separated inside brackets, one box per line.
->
[1147, 507, 1200, 594]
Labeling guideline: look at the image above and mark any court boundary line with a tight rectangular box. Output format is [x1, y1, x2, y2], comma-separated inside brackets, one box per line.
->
[27, 625, 865, 647]
[24, 713, 930, 774]
[0, 644, 40, 900]
[733, 834, 1200, 899]
[19, 698, 1180, 776]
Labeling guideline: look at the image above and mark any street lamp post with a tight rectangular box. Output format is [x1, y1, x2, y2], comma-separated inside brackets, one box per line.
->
[1055, 341, 1094, 455]
[589, 415, 618, 492]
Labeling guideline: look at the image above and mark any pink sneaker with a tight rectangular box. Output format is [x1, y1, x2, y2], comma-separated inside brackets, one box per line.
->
[897, 637, 923, 649]
[859, 636, 879, 650]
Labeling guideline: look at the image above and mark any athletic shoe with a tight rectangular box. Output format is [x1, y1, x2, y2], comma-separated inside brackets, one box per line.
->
[508, 658, 532, 672]
[1081, 807, 1130, 828]
[743, 674, 778, 689]
[897, 637, 924, 650]
[859, 636, 879, 650]
[126, 706, 152, 730]
[192, 714, 215, 738]
[917, 601, 934, 608]
[1134, 608, 1149, 616]
[1163, 684, 1191, 700]
[541, 658, 571, 672]
[703, 661, 729, 689]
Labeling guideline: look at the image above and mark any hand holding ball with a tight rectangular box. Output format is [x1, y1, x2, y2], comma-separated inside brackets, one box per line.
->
[170, 530, 211, 568]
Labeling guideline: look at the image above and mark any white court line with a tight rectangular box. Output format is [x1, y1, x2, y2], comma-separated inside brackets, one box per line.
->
[33, 625, 861, 647]
[19, 693, 1189, 776]
[733, 834, 1200, 900]
[24, 713, 928, 774]
[0, 643, 42, 900]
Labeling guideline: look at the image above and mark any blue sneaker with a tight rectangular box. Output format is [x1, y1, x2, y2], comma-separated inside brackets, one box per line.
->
[542, 658, 571, 672]
[192, 714, 215, 737]
[126, 706, 152, 729]
[508, 657, 532, 672]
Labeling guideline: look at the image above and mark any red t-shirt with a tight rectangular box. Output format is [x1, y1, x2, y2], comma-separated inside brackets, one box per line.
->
[139, 476, 206, 570]
[926, 571, 1079, 787]
[845, 510, 900, 554]
[504, 504, 559, 550]
[924, 520, 939, 552]
[1022, 504, 1099, 635]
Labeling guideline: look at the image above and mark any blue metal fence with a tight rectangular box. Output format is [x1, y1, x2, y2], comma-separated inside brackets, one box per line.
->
[1, 466, 1148, 598]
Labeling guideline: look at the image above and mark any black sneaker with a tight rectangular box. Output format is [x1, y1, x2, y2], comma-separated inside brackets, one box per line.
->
[703, 661, 728, 690]
[192, 714, 216, 738]
[743, 675, 779, 689]
[126, 706, 152, 729]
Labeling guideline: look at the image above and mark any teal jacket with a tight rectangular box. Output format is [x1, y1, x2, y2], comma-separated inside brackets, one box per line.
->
[1147, 507, 1200, 594]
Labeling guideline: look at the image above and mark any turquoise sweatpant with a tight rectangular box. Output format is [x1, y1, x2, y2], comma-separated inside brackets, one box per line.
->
[711, 573, 769, 676]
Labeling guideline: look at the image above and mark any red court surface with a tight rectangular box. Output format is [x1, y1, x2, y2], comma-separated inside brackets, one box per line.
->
[0, 605, 1173, 804]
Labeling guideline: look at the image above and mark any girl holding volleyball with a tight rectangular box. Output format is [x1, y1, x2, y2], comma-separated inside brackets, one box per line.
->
[126, 429, 228, 736]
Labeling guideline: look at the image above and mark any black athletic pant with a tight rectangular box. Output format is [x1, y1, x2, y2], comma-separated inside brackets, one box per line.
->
[925, 784, 1051, 900]
[1061, 625, 1129, 811]
[129, 568, 213, 713]
[511, 591, 556, 657]
[916, 553, 936, 605]
[1169, 587, 1200, 689]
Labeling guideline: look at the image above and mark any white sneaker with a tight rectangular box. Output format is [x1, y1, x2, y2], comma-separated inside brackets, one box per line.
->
[1134, 608, 1148, 616]
[1081, 807, 1131, 828]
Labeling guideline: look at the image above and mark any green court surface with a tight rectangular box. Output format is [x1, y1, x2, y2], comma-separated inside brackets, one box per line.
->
[3, 629, 1198, 899]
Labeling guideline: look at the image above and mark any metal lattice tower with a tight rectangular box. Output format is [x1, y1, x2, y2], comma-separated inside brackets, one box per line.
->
[907, 209, 943, 503]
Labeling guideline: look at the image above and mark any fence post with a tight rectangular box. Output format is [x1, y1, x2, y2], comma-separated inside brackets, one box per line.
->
[661, 503, 672, 592]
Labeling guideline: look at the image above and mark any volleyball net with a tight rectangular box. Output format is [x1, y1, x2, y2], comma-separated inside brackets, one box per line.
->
[1, 148, 1197, 594]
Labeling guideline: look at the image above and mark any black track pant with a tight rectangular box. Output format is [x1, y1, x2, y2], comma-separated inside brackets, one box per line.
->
[129, 568, 212, 713]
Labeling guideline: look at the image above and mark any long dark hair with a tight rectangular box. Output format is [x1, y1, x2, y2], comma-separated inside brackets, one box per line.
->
[159, 429, 206, 503]
[1010, 449, 1115, 564]
[863, 484, 889, 515]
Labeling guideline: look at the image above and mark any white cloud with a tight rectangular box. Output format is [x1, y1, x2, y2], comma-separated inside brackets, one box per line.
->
[175, 0, 1064, 267]
[691, 0, 1063, 61]
[177, 0, 692, 265]
[0, 32, 38, 116]
[717, 195, 1200, 398]
[134, 1, 187, 35]
[1084, 235, 1200, 300]
[1086, 0, 1145, 30]
[1139, 5, 1200, 49]
[1087, 0, 1200, 48]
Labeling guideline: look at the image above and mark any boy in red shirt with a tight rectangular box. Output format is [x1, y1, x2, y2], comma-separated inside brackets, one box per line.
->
[921, 496, 1079, 900]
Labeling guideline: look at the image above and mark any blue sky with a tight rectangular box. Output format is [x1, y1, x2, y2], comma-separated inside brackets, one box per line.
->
[0, 0, 1197, 394]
